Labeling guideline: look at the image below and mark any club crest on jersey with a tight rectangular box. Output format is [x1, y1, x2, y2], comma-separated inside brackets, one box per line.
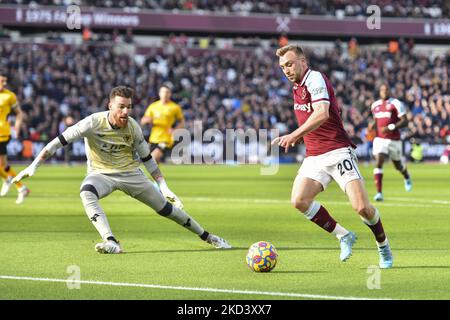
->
[301, 88, 307, 99]
[123, 134, 131, 143]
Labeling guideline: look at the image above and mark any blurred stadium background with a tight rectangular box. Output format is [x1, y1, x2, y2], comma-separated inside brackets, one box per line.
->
[0, 1, 449, 164]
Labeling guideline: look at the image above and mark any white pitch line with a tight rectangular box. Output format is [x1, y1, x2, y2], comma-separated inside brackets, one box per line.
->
[388, 197, 450, 205]
[0, 275, 390, 300]
[183, 197, 450, 208]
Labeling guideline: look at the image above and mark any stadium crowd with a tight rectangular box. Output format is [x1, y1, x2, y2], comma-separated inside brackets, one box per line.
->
[1, 0, 448, 19]
[0, 37, 449, 152]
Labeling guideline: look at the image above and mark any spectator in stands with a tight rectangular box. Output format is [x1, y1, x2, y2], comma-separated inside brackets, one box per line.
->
[278, 33, 289, 47]
[124, 28, 134, 44]
[348, 37, 359, 59]
[0, 25, 10, 39]
[82, 27, 92, 42]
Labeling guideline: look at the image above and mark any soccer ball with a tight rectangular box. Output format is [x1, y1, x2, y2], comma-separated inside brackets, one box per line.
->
[246, 241, 278, 272]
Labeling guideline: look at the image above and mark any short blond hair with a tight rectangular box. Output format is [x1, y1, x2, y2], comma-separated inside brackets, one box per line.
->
[276, 44, 305, 57]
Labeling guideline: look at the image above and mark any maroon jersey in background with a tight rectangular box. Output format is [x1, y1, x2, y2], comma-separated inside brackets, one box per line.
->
[292, 68, 355, 156]
[371, 98, 405, 140]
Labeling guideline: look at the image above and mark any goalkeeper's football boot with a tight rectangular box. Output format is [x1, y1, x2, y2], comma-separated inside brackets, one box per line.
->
[206, 234, 232, 249]
[15, 186, 30, 204]
[0, 176, 12, 197]
[339, 231, 357, 262]
[378, 242, 393, 269]
[95, 238, 123, 254]
[404, 179, 412, 192]
[374, 192, 384, 202]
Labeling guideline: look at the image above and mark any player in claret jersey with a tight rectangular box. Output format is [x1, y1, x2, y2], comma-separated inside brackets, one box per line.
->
[273, 45, 393, 268]
[369, 84, 412, 202]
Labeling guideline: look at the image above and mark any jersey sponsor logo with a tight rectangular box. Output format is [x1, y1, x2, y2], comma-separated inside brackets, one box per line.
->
[99, 143, 125, 154]
[374, 111, 392, 119]
[294, 103, 312, 113]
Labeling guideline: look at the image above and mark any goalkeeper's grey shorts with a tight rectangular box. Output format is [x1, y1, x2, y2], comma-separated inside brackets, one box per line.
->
[80, 169, 166, 212]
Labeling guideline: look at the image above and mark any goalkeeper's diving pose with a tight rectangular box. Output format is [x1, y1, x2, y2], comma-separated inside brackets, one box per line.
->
[13, 86, 231, 253]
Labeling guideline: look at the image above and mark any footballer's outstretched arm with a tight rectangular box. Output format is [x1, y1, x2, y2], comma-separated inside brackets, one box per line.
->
[12, 117, 92, 183]
[134, 126, 184, 208]
[12, 136, 66, 183]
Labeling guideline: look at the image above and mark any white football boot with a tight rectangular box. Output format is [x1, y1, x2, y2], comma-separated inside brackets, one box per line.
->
[95, 240, 123, 254]
[1, 176, 13, 197]
[206, 234, 232, 249]
[16, 186, 31, 204]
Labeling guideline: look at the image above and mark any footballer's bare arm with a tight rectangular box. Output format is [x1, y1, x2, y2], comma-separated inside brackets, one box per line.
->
[35, 148, 51, 162]
[381, 115, 408, 133]
[273, 102, 329, 153]
[394, 114, 408, 129]
[13, 105, 24, 138]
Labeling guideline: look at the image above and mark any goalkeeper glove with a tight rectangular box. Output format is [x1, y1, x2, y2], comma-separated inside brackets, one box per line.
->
[12, 162, 39, 183]
[157, 179, 183, 209]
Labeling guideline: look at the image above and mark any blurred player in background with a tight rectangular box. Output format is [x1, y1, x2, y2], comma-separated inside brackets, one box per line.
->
[13, 86, 231, 253]
[273, 45, 393, 268]
[369, 84, 412, 202]
[0, 71, 30, 204]
[141, 85, 185, 163]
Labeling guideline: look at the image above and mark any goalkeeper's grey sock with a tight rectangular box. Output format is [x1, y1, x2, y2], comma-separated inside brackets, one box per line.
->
[167, 206, 205, 236]
[80, 190, 114, 240]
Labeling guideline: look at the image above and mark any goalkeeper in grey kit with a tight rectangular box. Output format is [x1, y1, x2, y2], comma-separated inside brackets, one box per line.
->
[13, 86, 231, 253]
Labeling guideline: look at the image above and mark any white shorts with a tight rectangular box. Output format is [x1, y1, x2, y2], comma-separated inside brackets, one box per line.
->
[372, 137, 402, 161]
[298, 147, 363, 193]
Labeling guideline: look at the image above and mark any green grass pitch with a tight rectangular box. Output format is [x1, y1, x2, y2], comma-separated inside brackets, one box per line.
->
[0, 162, 449, 300]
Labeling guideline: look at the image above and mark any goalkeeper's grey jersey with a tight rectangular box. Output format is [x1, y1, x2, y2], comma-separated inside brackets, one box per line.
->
[61, 111, 150, 174]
